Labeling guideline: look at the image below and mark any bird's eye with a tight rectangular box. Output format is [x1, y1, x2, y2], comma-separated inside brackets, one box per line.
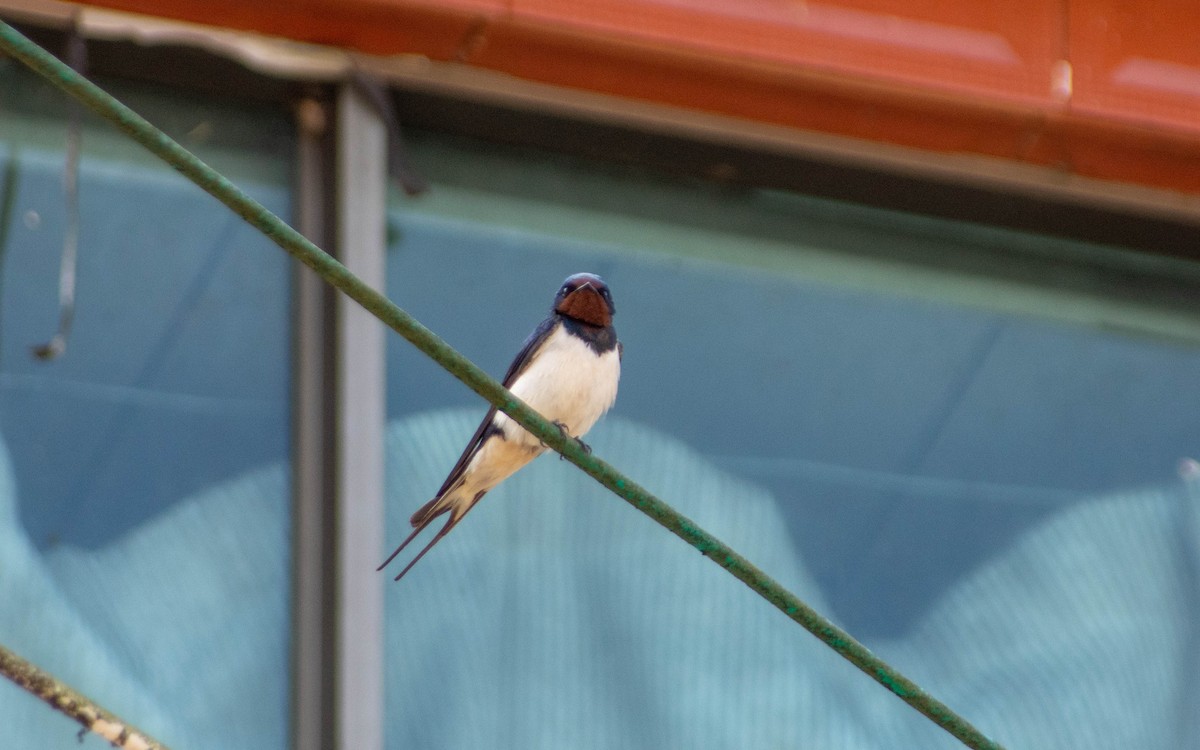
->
[561, 285, 571, 294]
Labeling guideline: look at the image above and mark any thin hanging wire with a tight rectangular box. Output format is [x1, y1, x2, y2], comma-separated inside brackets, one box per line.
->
[31, 14, 86, 361]
[348, 65, 428, 197]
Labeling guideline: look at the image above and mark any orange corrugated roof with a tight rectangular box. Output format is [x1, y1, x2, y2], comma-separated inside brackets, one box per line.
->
[72, 0, 1200, 194]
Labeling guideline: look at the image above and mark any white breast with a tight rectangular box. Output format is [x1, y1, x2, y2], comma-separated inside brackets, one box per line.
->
[495, 324, 621, 448]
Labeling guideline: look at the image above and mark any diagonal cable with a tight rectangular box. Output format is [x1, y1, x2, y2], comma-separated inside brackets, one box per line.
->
[0, 20, 1004, 750]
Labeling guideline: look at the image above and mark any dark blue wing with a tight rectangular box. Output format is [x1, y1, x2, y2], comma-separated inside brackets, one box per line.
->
[424, 315, 561, 505]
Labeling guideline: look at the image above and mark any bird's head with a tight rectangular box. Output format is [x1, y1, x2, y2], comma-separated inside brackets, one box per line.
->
[553, 273, 615, 327]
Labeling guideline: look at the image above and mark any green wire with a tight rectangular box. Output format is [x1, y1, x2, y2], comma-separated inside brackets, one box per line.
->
[0, 20, 1005, 750]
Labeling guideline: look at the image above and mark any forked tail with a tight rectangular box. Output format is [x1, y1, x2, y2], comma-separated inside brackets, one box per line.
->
[377, 489, 486, 581]
[376, 512, 456, 581]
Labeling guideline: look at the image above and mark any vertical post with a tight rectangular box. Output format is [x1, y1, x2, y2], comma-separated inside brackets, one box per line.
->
[332, 81, 387, 750]
[291, 93, 338, 750]
[291, 84, 386, 750]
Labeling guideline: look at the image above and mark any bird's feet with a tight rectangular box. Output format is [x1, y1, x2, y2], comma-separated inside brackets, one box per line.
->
[552, 420, 592, 458]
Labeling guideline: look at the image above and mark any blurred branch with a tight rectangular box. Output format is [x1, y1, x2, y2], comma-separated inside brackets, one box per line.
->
[0, 643, 170, 750]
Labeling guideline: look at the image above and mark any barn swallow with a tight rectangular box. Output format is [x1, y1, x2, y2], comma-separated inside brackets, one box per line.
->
[379, 273, 622, 581]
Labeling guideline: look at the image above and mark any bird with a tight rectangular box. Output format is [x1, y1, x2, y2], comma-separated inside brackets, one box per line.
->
[379, 272, 622, 581]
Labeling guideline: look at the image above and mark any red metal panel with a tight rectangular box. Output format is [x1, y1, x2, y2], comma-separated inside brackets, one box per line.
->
[1069, 0, 1200, 134]
[515, 0, 1064, 105]
[467, 17, 1065, 163]
[64, 0, 1200, 194]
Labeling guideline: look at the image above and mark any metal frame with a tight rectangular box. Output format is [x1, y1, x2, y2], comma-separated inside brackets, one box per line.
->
[291, 90, 339, 750]
[330, 81, 387, 750]
[292, 84, 388, 750]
